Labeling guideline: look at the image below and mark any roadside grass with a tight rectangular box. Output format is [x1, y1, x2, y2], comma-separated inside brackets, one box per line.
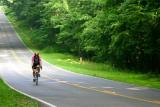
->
[7, 14, 160, 89]
[0, 79, 38, 107]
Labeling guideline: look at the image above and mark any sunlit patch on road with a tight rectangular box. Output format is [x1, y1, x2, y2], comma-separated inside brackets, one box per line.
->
[58, 81, 68, 83]
[76, 82, 88, 84]
[0, 54, 9, 57]
[127, 87, 148, 91]
[102, 87, 114, 89]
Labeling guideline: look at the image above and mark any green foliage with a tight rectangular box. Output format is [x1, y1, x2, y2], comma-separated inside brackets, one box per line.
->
[8, 15, 160, 89]
[4, 0, 160, 72]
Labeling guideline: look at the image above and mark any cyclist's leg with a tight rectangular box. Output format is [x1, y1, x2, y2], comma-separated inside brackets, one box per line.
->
[32, 64, 36, 78]
[33, 69, 35, 77]
[37, 65, 40, 77]
[38, 65, 40, 73]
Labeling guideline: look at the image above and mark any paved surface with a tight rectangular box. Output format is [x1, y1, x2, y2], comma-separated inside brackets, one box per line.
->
[0, 12, 160, 107]
[39, 102, 50, 107]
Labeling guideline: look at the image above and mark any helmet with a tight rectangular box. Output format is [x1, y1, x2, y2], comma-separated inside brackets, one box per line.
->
[34, 52, 39, 56]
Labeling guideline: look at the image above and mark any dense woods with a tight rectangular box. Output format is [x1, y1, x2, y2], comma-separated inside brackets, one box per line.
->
[2, 0, 160, 72]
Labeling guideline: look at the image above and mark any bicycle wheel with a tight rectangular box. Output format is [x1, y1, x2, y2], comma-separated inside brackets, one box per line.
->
[36, 74, 38, 85]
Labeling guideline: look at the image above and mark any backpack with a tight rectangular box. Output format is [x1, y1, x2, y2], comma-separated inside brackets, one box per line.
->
[34, 55, 39, 64]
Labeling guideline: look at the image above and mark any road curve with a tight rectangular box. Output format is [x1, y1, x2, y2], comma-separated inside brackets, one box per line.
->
[0, 12, 160, 107]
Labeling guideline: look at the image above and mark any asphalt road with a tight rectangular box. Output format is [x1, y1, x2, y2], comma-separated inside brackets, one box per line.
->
[0, 12, 160, 107]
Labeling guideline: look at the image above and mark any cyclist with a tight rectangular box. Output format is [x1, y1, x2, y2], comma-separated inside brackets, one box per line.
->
[32, 52, 42, 81]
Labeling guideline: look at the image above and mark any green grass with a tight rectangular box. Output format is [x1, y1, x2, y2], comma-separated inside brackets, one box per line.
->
[7, 14, 160, 89]
[0, 79, 38, 107]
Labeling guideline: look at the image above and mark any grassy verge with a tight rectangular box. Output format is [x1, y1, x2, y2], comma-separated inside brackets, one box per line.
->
[7, 14, 160, 89]
[0, 79, 38, 107]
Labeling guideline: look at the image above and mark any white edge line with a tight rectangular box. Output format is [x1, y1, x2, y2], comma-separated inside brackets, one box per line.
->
[4, 12, 160, 105]
[0, 77, 56, 107]
[3, 13, 57, 107]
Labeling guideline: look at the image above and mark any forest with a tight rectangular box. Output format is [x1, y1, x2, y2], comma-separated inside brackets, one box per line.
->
[2, 0, 160, 72]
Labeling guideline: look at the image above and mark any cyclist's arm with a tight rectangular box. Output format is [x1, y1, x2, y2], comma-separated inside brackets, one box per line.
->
[31, 55, 34, 66]
[39, 56, 42, 69]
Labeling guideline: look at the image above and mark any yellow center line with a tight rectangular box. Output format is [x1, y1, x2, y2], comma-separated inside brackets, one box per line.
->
[9, 50, 27, 76]
[11, 50, 21, 63]
[43, 75, 160, 105]
[11, 50, 160, 105]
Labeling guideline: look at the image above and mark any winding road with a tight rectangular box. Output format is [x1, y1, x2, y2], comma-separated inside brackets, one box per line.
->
[0, 12, 160, 107]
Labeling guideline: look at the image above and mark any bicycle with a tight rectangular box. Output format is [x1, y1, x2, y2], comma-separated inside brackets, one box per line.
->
[33, 65, 41, 86]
